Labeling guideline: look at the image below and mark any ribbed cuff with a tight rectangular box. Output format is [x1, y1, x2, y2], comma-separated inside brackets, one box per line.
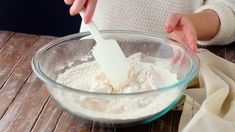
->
[195, 3, 235, 46]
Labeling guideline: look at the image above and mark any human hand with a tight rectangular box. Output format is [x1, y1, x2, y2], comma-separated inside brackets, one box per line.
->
[164, 13, 197, 53]
[64, 0, 97, 23]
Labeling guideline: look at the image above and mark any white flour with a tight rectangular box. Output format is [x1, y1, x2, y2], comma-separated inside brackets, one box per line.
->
[53, 52, 180, 123]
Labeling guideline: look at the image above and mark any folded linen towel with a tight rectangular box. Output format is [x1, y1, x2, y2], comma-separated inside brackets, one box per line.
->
[179, 49, 235, 132]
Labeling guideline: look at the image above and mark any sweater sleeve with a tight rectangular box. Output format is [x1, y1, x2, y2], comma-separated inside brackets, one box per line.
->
[195, 0, 235, 46]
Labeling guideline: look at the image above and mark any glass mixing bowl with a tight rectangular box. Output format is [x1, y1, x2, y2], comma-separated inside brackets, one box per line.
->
[31, 30, 199, 127]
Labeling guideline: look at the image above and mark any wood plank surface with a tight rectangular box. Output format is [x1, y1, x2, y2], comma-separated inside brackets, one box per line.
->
[53, 112, 92, 132]
[0, 31, 14, 49]
[172, 111, 182, 132]
[0, 33, 38, 90]
[91, 123, 115, 132]
[115, 123, 151, 132]
[0, 73, 49, 132]
[0, 36, 55, 118]
[31, 98, 63, 132]
[225, 45, 235, 63]
[0, 35, 55, 132]
[151, 112, 174, 132]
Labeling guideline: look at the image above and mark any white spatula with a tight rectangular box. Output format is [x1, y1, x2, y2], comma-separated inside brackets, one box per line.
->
[80, 11, 130, 88]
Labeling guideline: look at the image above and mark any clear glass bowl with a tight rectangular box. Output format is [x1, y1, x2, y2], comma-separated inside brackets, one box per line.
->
[32, 30, 199, 127]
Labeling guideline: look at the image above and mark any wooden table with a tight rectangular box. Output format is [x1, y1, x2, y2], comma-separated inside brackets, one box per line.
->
[0, 31, 234, 132]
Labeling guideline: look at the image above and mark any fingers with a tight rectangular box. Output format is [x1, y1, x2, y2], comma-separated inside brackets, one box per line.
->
[65, 0, 97, 23]
[172, 47, 182, 64]
[172, 47, 187, 66]
[64, 0, 74, 5]
[182, 17, 197, 52]
[165, 13, 198, 53]
[164, 13, 183, 33]
[186, 30, 197, 52]
[70, 0, 86, 16]
[84, 0, 97, 23]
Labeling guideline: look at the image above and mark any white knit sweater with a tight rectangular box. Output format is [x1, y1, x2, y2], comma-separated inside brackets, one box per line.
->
[80, 0, 235, 45]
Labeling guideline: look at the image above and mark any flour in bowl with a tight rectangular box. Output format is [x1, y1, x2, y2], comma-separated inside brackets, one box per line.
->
[53, 52, 181, 123]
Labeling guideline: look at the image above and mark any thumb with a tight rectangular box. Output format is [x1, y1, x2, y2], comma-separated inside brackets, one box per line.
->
[64, 0, 74, 5]
[164, 13, 183, 33]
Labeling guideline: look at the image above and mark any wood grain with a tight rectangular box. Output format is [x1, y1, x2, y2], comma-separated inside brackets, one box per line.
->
[115, 123, 151, 132]
[91, 123, 114, 132]
[0, 73, 49, 132]
[172, 111, 182, 132]
[31, 98, 63, 132]
[0, 36, 55, 118]
[225, 45, 235, 63]
[0, 31, 14, 49]
[0, 33, 38, 90]
[53, 112, 92, 132]
[0, 35, 55, 131]
[151, 112, 174, 132]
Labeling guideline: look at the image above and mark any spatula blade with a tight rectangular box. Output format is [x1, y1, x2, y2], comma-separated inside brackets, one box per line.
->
[92, 39, 130, 87]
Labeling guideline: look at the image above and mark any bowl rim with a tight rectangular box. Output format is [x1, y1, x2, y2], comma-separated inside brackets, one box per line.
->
[31, 30, 200, 96]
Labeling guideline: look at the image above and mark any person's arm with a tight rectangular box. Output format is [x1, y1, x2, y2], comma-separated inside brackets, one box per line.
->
[165, 0, 235, 51]
[194, 0, 235, 45]
[165, 10, 220, 52]
[188, 10, 220, 41]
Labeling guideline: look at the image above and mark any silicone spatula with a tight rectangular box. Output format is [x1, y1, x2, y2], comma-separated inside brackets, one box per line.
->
[80, 11, 130, 88]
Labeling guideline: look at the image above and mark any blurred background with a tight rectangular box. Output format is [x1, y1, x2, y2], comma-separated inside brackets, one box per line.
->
[0, 0, 82, 36]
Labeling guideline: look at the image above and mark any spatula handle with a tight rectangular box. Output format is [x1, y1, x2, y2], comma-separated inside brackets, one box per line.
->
[80, 10, 104, 43]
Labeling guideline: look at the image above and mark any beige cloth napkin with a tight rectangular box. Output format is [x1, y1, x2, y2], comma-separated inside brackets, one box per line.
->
[179, 49, 235, 132]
